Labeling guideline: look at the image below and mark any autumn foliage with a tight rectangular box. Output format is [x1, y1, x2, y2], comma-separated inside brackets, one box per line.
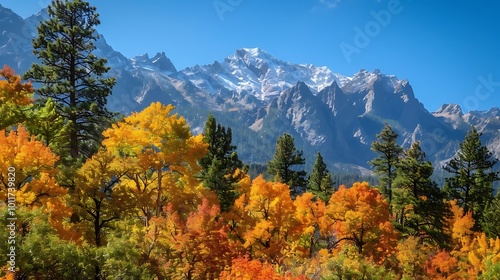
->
[1, 96, 500, 279]
[0, 65, 33, 130]
[326, 182, 398, 263]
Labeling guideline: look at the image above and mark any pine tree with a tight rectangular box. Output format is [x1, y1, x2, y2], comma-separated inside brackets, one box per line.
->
[24, 0, 116, 161]
[444, 126, 499, 225]
[393, 142, 450, 246]
[307, 152, 335, 202]
[481, 193, 500, 238]
[267, 133, 307, 197]
[197, 113, 244, 212]
[370, 124, 403, 209]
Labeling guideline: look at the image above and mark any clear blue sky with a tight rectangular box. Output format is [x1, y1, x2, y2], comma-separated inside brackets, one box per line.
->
[2, 0, 500, 113]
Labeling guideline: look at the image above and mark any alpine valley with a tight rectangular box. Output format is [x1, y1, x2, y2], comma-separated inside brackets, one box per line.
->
[2, 5, 500, 174]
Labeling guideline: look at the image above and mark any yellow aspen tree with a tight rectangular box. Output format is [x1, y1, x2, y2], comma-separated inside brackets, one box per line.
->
[102, 102, 208, 222]
[72, 149, 133, 247]
[225, 175, 303, 262]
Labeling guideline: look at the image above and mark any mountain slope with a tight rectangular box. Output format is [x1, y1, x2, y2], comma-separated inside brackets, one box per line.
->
[1, 5, 499, 173]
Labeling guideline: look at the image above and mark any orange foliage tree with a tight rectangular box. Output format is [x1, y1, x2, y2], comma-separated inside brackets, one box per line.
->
[325, 182, 398, 263]
[430, 199, 500, 279]
[150, 198, 237, 279]
[293, 191, 329, 258]
[0, 65, 33, 130]
[0, 126, 72, 238]
[220, 256, 307, 280]
[225, 175, 304, 262]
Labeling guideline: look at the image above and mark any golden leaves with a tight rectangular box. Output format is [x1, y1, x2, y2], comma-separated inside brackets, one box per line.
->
[325, 182, 397, 262]
[0, 126, 60, 204]
[0, 65, 33, 106]
[101, 102, 208, 218]
[0, 126, 74, 240]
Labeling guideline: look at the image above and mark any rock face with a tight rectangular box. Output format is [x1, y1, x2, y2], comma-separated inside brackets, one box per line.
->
[1, 5, 499, 172]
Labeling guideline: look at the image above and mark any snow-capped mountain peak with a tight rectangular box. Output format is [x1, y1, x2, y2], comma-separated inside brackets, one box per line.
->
[3, 3, 500, 173]
[176, 47, 347, 100]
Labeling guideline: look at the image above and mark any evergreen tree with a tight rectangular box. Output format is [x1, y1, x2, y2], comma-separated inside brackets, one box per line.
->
[369, 124, 403, 209]
[267, 133, 307, 197]
[198, 113, 244, 212]
[444, 126, 499, 225]
[307, 152, 335, 202]
[481, 193, 500, 238]
[393, 142, 450, 246]
[24, 0, 116, 161]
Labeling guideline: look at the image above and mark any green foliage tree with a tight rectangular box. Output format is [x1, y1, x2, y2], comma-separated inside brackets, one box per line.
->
[370, 123, 403, 210]
[197, 113, 244, 212]
[0, 207, 95, 279]
[393, 142, 450, 246]
[267, 133, 307, 197]
[24, 0, 116, 160]
[307, 152, 335, 202]
[444, 126, 499, 225]
[25, 98, 72, 153]
[480, 193, 500, 238]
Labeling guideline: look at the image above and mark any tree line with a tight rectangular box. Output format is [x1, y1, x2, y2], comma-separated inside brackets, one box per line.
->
[1, 0, 500, 279]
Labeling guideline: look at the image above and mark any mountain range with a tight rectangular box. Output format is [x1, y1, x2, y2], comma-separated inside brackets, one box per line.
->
[1, 4, 500, 174]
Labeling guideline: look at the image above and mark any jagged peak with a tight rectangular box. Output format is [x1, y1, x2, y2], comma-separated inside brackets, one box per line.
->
[0, 4, 23, 20]
[231, 47, 285, 66]
[235, 47, 273, 58]
[151, 52, 177, 72]
[293, 81, 311, 91]
[132, 53, 149, 62]
[434, 103, 463, 116]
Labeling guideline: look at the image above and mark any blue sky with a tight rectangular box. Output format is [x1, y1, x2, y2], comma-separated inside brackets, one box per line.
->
[2, 0, 500, 113]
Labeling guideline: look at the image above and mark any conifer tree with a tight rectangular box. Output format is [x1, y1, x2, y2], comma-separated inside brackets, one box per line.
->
[370, 124, 403, 209]
[393, 142, 450, 246]
[444, 126, 499, 225]
[267, 133, 307, 197]
[481, 193, 500, 238]
[24, 0, 116, 161]
[307, 152, 335, 202]
[197, 113, 244, 212]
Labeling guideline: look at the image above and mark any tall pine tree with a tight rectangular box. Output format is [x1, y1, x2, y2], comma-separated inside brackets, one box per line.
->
[267, 133, 307, 197]
[444, 126, 499, 225]
[307, 152, 335, 202]
[197, 113, 244, 212]
[24, 0, 116, 160]
[370, 124, 403, 210]
[393, 142, 450, 246]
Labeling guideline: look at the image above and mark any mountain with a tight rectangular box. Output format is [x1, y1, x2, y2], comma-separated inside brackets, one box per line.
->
[1, 5, 499, 174]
